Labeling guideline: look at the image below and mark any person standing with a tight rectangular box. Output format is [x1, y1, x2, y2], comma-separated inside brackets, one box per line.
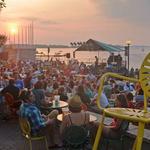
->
[94, 56, 98, 74]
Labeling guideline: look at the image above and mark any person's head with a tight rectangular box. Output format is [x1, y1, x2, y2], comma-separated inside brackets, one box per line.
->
[9, 78, 15, 85]
[115, 94, 128, 108]
[126, 92, 133, 101]
[19, 90, 35, 103]
[77, 85, 85, 94]
[138, 88, 144, 95]
[69, 80, 74, 89]
[53, 82, 59, 90]
[34, 81, 43, 89]
[68, 95, 82, 113]
[58, 87, 65, 94]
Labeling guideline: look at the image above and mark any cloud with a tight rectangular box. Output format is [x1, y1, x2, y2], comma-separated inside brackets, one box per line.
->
[91, 0, 150, 25]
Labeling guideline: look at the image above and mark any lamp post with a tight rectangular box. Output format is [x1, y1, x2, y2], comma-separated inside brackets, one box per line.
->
[126, 40, 131, 71]
[47, 46, 50, 61]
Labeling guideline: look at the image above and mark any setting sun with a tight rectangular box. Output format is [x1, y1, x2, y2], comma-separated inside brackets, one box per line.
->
[9, 23, 18, 35]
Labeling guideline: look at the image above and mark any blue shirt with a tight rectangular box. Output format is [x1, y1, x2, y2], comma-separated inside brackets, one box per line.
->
[94, 92, 109, 108]
[100, 93, 109, 108]
[15, 79, 24, 90]
[123, 84, 134, 91]
[20, 102, 46, 134]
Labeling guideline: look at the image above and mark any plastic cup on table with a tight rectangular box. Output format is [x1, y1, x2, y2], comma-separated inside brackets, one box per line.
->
[54, 95, 60, 106]
[54, 95, 60, 101]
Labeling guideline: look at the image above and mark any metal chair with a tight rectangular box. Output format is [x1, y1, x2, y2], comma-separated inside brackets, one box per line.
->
[19, 117, 49, 150]
[4, 92, 20, 116]
[93, 52, 150, 150]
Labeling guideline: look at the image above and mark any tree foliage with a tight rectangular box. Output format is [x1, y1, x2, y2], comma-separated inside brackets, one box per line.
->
[0, 0, 6, 9]
[0, 34, 7, 47]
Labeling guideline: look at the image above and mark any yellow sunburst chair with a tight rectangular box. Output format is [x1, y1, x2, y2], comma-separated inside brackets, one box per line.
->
[93, 53, 150, 150]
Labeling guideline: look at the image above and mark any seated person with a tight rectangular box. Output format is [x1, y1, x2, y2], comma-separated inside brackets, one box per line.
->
[58, 87, 68, 102]
[134, 88, 144, 109]
[60, 95, 90, 135]
[92, 92, 109, 108]
[77, 85, 91, 105]
[19, 90, 59, 147]
[123, 81, 134, 92]
[15, 74, 24, 90]
[45, 81, 53, 97]
[32, 81, 49, 109]
[84, 83, 95, 99]
[126, 92, 134, 108]
[135, 88, 144, 102]
[94, 94, 128, 142]
[1, 78, 20, 100]
[1, 78, 21, 113]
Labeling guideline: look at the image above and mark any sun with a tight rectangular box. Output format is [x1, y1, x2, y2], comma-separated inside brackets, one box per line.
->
[10, 28, 17, 34]
[8, 23, 18, 35]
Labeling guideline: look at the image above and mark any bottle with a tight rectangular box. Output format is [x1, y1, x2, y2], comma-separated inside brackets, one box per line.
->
[54, 95, 60, 106]
[55, 99, 59, 106]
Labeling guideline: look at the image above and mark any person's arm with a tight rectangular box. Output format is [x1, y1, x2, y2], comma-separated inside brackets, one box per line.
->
[30, 109, 46, 130]
[1, 87, 7, 95]
[60, 115, 68, 135]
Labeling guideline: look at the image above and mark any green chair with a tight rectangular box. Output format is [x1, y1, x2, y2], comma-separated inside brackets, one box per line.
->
[63, 125, 90, 150]
[19, 117, 49, 150]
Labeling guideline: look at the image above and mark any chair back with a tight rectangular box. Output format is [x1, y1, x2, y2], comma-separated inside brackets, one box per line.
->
[139, 52, 150, 111]
[19, 117, 31, 139]
[119, 121, 129, 133]
[63, 125, 88, 147]
[4, 92, 14, 106]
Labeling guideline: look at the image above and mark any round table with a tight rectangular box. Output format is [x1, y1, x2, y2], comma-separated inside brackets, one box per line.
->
[51, 100, 68, 109]
[57, 113, 97, 122]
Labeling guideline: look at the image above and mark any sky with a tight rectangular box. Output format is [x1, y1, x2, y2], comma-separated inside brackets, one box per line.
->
[0, 0, 150, 45]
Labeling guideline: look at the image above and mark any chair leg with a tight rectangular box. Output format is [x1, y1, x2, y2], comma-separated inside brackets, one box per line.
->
[121, 138, 124, 150]
[135, 122, 145, 150]
[106, 140, 109, 150]
[132, 138, 137, 150]
[44, 137, 49, 150]
[29, 140, 32, 150]
[93, 112, 105, 150]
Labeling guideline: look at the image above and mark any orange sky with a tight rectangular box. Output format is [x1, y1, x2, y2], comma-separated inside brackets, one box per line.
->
[0, 0, 150, 45]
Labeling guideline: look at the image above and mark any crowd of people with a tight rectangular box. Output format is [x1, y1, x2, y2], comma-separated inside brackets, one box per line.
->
[0, 58, 145, 148]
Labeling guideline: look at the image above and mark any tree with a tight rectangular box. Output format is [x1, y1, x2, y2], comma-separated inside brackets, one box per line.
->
[0, 34, 7, 47]
[0, 0, 6, 9]
[70, 42, 73, 47]
[73, 42, 77, 47]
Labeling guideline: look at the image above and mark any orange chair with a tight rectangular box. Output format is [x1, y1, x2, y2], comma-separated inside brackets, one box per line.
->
[4, 92, 21, 116]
